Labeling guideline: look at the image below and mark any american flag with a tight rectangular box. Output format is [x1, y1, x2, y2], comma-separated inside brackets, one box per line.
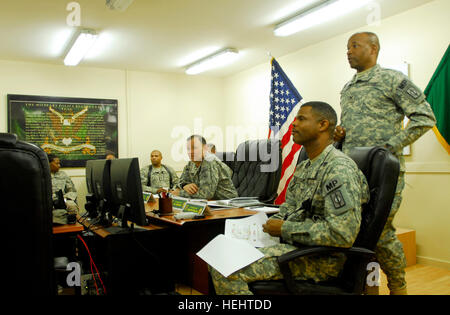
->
[268, 58, 303, 205]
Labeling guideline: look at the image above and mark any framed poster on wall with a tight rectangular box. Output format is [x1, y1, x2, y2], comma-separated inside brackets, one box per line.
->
[7, 94, 118, 167]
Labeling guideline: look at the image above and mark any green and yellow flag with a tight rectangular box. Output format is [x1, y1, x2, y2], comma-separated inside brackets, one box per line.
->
[424, 45, 450, 154]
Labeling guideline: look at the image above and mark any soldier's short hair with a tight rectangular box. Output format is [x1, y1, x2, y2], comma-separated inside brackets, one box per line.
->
[150, 150, 162, 156]
[47, 153, 58, 163]
[302, 101, 337, 136]
[353, 32, 380, 55]
[187, 135, 207, 145]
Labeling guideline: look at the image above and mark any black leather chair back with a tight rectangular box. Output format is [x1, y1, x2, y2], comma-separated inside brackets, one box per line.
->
[341, 146, 400, 292]
[214, 151, 236, 173]
[0, 133, 55, 295]
[297, 143, 341, 166]
[232, 139, 282, 203]
[296, 146, 308, 165]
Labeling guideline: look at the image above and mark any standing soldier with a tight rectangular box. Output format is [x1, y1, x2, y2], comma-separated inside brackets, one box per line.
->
[335, 32, 436, 295]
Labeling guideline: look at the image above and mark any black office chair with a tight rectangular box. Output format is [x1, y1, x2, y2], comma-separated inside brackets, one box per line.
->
[214, 151, 236, 174]
[0, 133, 56, 295]
[249, 146, 400, 295]
[232, 139, 282, 204]
[297, 143, 341, 166]
[296, 146, 308, 165]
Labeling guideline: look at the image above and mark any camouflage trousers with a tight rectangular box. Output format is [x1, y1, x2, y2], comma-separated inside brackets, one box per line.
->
[209, 243, 344, 295]
[375, 171, 407, 291]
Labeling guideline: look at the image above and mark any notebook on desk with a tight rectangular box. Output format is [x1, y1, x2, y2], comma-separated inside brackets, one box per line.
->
[210, 197, 263, 208]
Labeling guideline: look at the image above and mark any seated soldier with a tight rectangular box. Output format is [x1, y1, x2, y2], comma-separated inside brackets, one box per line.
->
[172, 135, 238, 200]
[140, 150, 179, 195]
[209, 101, 369, 294]
[48, 154, 79, 224]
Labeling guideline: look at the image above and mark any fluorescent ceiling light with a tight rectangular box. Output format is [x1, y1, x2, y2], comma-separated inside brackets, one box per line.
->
[271, 0, 322, 23]
[185, 48, 239, 75]
[64, 29, 98, 66]
[274, 0, 373, 37]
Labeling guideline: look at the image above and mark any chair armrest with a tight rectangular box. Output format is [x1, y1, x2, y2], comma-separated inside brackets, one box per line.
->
[278, 246, 375, 265]
[260, 192, 278, 204]
[276, 245, 375, 294]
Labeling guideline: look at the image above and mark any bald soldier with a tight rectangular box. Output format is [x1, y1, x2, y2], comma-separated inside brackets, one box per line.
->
[335, 32, 436, 295]
[140, 150, 179, 195]
[209, 102, 369, 294]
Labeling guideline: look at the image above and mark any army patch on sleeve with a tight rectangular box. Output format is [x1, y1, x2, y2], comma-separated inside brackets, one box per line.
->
[325, 187, 353, 215]
[398, 79, 408, 90]
[323, 177, 343, 195]
[406, 86, 421, 99]
[330, 190, 346, 209]
[398, 79, 423, 102]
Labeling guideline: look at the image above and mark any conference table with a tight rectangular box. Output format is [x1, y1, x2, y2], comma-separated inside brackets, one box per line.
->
[145, 200, 258, 294]
[76, 200, 258, 295]
[53, 222, 84, 234]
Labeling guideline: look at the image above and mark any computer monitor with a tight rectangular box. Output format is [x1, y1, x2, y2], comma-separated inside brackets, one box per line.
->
[85, 161, 94, 194]
[84, 160, 97, 218]
[85, 159, 117, 224]
[109, 157, 148, 228]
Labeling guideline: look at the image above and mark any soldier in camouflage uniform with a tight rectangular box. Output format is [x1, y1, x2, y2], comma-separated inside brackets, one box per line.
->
[335, 32, 436, 295]
[172, 135, 238, 200]
[210, 102, 369, 295]
[48, 154, 79, 224]
[140, 150, 179, 195]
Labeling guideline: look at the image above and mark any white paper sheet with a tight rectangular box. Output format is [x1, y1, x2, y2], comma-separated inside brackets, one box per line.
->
[196, 234, 265, 278]
[244, 206, 280, 214]
[207, 200, 235, 209]
[224, 212, 280, 248]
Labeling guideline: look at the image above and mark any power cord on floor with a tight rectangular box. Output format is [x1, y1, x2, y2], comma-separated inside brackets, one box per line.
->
[77, 234, 107, 295]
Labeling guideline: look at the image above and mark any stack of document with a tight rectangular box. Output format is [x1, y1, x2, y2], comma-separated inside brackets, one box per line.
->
[196, 212, 280, 277]
[244, 206, 280, 214]
[208, 197, 262, 208]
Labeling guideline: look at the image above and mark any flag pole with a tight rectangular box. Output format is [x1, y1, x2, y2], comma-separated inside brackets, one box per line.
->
[268, 51, 274, 139]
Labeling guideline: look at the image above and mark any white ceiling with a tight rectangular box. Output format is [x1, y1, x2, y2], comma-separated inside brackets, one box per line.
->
[0, 0, 434, 77]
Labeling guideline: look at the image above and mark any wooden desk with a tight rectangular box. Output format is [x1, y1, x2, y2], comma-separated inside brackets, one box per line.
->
[53, 222, 84, 234]
[145, 200, 258, 294]
[76, 202, 258, 295]
[145, 201, 257, 226]
[52, 221, 85, 295]
[83, 221, 168, 239]
[76, 212, 177, 295]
